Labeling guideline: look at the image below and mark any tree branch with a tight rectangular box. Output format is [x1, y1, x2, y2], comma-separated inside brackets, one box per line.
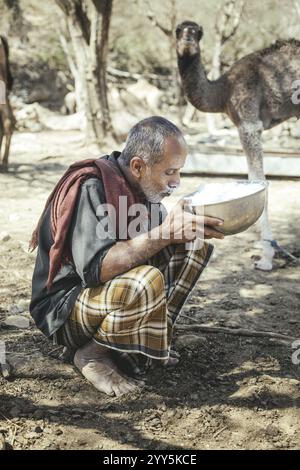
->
[136, 0, 172, 37]
[177, 320, 297, 343]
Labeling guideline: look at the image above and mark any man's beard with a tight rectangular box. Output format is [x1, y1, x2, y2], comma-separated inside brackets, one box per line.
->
[140, 180, 174, 203]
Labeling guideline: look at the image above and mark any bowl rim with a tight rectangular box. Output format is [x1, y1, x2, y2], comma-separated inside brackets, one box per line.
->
[183, 180, 268, 207]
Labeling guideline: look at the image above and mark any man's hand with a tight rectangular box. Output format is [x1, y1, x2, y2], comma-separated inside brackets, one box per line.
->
[100, 199, 224, 283]
[161, 199, 224, 244]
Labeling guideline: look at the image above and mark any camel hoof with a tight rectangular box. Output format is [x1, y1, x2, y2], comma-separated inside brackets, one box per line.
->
[254, 258, 273, 271]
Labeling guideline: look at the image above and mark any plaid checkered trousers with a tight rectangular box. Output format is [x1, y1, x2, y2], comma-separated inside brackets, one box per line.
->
[56, 242, 213, 375]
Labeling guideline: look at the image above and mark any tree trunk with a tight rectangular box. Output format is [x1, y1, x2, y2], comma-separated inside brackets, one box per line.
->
[206, 0, 245, 135]
[59, 26, 85, 112]
[56, 0, 113, 146]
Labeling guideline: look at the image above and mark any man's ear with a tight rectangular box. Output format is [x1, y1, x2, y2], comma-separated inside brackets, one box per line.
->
[130, 157, 146, 179]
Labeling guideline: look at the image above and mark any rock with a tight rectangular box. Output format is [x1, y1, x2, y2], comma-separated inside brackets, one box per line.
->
[34, 426, 43, 434]
[62, 91, 77, 114]
[157, 402, 167, 412]
[150, 418, 161, 428]
[176, 334, 207, 349]
[4, 315, 30, 329]
[55, 429, 63, 436]
[17, 300, 30, 310]
[10, 304, 26, 314]
[166, 409, 176, 419]
[0, 232, 10, 242]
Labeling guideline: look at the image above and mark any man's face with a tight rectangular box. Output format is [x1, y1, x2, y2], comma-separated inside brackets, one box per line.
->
[139, 136, 187, 203]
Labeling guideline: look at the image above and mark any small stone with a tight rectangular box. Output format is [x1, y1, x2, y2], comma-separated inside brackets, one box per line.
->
[17, 299, 30, 310]
[55, 429, 63, 436]
[0, 232, 10, 242]
[34, 426, 43, 434]
[157, 403, 167, 412]
[166, 410, 176, 419]
[4, 315, 29, 329]
[9, 305, 19, 315]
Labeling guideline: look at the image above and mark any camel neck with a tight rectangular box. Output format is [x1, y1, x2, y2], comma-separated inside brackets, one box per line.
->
[177, 51, 227, 113]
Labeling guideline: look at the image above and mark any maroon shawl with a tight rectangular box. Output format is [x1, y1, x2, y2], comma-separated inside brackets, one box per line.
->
[29, 157, 145, 290]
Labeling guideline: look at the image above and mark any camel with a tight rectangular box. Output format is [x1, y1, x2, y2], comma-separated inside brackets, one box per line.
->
[0, 35, 15, 171]
[176, 21, 300, 271]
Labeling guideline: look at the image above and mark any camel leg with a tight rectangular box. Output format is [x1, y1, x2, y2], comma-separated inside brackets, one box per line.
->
[0, 105, 14, 171]
[238, 120, 275, 271]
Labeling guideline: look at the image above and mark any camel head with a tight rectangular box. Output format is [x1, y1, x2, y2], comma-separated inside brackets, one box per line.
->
[175, 21, 203, 57]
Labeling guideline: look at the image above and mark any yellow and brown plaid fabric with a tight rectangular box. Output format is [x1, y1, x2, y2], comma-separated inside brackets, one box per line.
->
[56, 242, 213, 373]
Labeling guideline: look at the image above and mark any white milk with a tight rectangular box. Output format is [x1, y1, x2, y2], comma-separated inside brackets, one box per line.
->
[186, 182, 265, 206]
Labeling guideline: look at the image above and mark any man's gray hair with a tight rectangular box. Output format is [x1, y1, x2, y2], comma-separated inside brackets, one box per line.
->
[120, 116, 185, 166]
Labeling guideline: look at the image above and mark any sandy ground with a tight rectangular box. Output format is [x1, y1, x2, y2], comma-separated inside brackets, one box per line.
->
[0, 130, 299, 450]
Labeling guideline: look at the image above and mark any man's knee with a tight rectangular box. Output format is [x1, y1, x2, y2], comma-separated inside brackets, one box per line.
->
[130, 264, 165, 296]
[103, 264, 165, 307]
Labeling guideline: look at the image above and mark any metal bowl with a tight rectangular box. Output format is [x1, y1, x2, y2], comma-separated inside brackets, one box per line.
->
[184, 180, 267, 236]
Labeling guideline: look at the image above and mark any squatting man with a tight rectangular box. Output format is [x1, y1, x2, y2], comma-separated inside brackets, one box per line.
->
[29, 116, 224, 397]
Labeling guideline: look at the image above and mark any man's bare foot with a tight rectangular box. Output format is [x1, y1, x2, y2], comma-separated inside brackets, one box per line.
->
[74, 340, 144, 397]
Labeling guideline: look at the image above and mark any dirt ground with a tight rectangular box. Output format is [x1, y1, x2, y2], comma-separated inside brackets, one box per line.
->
[0, 129, 299, 450]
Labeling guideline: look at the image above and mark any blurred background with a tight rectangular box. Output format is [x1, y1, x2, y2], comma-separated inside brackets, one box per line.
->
[1, 0, 300, 154]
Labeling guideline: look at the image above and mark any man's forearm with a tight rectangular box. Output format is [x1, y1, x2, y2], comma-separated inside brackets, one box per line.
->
[99, 225, 170, 283]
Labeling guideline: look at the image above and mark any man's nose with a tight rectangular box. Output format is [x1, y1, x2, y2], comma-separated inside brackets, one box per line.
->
[168, 179, 180, 189]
